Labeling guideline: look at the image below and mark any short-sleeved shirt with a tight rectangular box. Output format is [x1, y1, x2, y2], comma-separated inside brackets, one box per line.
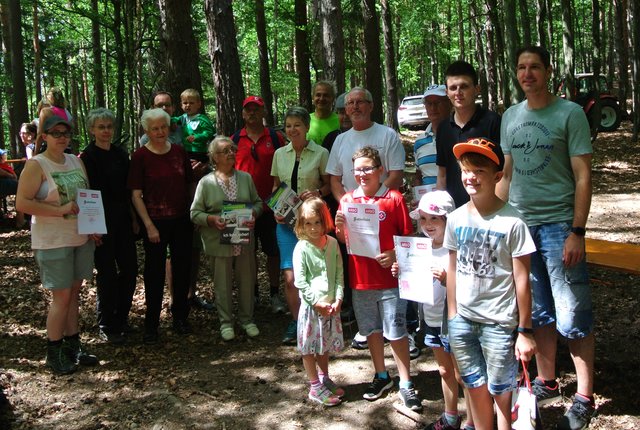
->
[235, 127, 285, 202]
[307, 112, 339, 148]
[326, 123, 405, 192]
[414, 123, 438, 186]
[500, 97, 592, 226]
[339, 185, 413, 291]
[444, 203, 536, 327]
[127, 144, 193, 220]
[270, 141, 329, 194]
[436, 107, 501, 207]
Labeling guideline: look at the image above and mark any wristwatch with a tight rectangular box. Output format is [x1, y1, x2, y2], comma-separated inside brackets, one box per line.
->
[571, 226, 586, 236]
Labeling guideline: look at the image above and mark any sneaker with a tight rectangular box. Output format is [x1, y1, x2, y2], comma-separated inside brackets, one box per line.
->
[557, 397, 597, 430]
[362, 375, 393, 400]
[424, 413, 462, 430]
[46, 341, 78, 375]
[243, 323, 260, 338]
[398, 386, 423, 412]
[99, 329, 126, 345]
[532, 377, 561, 406]
[270, 295, 286, 314]
[408, 333, 421, 360]
[322, 376, 345, 398]
[282, 320, 297, 345]
[221, 326, 235, 341]
[351, 332, 368, 350]
[190, 295, 214, 311]
[308, 384, 341, 407]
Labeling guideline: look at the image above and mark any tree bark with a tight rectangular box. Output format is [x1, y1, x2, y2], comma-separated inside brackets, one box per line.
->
[380, 0, 398, 129]
[485, 0, 506, 109]
[519, 0, 532, 47]
[536, 0, 548, 47]
[361, 0, 384, 124]
[561, 0, 576, 100]
[33, 0, 42, 106]
[112, 0, 125, 141]
[503, 0, 521, 106]
[6, 0, 29, 156]
[457, 2, 465, 60]
[157, 0, 204, 112]
[590, 0, 602, 139]
[91, 0, 105, 107]
[255, 0, 275, 125]
[204, 0, 245, 135]
[319, 0, 345, 93]
[630, 0, 639, 141]
[613, 0, 629, 115]
[294, 0, 312, 110]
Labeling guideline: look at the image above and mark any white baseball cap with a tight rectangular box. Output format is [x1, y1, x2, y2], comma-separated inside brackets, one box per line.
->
[423, 84, 447, 99]
[409, 190, 455, 219]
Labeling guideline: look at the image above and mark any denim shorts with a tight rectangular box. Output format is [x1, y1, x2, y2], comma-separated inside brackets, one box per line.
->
[422, 322, 451, 352]
[352, 288, 408, 341]
[529, 222, 593, 339]
[447, 314, 517, 395]
[34, 240, 95, 290]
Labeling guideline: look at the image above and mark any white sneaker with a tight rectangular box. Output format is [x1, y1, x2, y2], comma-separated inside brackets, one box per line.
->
[270, 295, 286, 314]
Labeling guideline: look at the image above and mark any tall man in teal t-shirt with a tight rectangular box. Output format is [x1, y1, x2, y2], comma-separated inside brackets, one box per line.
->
[497, 46, 595, 430]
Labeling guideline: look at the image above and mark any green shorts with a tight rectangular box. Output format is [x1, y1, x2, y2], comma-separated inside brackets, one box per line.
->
[34, 240, 95, 290]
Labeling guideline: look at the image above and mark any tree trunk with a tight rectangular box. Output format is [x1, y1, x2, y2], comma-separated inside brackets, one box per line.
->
[319, 0, 345, 93]
[112, 0, 125, 141]
[614, 0, 629, 115]
[33, 0, 42, 106]
[486, 0, 506, 109]
[503, 0, 521, 106]
[630, 0, 640, 141]
[519, 0, 532, 46]
[380, 0, 398, 129]
[361, 0, 384, 124]
[470, 0, 491, 109]
[6, 0, 29, 156]
[204, 0, 245, 135]
[91, 0, 105, 107]
[536, 0, 548, 47]
[157, 0, 204, 112]
[255, 0, 275, 125]
[590, 0, 602, 139]
[457, 2, 465, 60]
[561, 0, 576, 100]
[294, 0, 312, 110]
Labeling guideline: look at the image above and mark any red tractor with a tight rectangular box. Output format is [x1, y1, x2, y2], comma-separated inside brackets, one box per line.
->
[556, 73, 622, 135]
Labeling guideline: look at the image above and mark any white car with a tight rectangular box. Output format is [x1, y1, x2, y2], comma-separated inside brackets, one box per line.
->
[397, 95, 428, 129]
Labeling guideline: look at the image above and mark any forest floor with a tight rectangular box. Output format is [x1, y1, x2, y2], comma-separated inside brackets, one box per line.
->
[1, 122, 639, 430]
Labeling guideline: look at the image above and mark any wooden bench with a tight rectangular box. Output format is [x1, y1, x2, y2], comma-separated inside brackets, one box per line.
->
[585, 238, 640, 274]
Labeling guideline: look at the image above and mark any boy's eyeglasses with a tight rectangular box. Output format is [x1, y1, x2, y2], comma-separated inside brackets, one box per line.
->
[47, 131, 72, 138]
[352, 165, 380, 175]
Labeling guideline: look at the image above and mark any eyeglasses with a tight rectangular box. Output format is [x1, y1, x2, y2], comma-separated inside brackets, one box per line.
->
[346, 99, 371, 107]
[352, 165, 380, 175]
[47, 131, 72, 138]
[216, 147, 237, 155]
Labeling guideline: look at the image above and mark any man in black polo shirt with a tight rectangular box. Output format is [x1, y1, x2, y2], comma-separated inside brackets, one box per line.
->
[436, 61, 502, 207]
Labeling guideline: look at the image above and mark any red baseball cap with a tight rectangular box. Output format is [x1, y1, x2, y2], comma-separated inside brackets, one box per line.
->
[242, 96, 265, 108]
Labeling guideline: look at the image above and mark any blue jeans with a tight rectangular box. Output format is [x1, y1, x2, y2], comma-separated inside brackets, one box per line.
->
[448, 314, 517, 395]
[529, 222, 593, 339]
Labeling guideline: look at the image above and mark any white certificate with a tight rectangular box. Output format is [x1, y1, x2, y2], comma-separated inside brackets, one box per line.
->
[412, 184, 437, 203]
[76, 188, 107, 234]
[342, 202, 380, 259]
[394, 235, 439, 304]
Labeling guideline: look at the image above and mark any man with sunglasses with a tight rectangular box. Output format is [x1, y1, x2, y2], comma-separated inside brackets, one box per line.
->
[233, 96, 286, 313]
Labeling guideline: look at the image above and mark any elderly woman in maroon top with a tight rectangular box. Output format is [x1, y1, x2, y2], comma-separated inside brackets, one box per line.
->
[128, 108, 195, 344]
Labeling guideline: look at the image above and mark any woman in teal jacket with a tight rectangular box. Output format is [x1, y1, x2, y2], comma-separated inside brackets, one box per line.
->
[190, 136, 263, 341]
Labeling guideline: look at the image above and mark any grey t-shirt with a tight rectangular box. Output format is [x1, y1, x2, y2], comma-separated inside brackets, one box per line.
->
[444, 203, 536, 327]
[500, 97, 592, 226]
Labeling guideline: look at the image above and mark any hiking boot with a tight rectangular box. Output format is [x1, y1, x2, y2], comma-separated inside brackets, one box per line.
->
[46, 340, 78, 375]
[532, 377, 561, 406]
[270, 294, 286, 314]
[282, 320, 297, 345]
[362, 375, 393, 400]
[399, 386, 423, 412]
[424, 413, 462, 430]
[308, 384, 341, 406]
[322, 376, 345, 398]
[408, 333, 421, 360]
[557, 396, 597, 430]
[63, 335, 98, 366]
